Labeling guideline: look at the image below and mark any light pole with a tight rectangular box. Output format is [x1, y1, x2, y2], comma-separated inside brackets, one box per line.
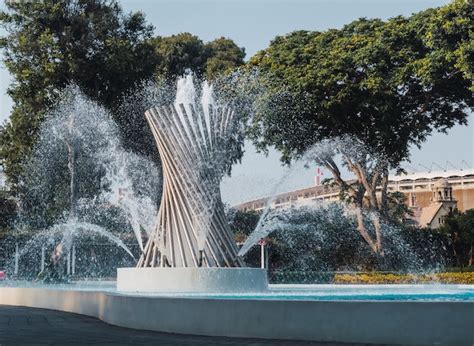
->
[258, 239, 267, 269]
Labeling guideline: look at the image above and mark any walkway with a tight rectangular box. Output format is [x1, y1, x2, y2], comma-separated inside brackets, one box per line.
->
[0, 305, 348, 345]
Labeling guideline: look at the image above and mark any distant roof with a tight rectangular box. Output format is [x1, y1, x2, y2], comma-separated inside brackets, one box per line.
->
[418, 203, 443, 228]
[389, 169, 474, 182]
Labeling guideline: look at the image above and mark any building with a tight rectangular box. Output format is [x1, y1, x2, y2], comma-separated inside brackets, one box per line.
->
[233, 169, 474, 229]
[413, 178, 457, 228]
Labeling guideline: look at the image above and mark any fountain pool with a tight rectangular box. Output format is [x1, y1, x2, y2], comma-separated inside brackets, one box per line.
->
[4, 76, 473, 345]
[0, 282, 473, 344]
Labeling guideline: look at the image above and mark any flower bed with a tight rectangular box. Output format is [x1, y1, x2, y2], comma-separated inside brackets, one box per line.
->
[334, 272, 474, 284]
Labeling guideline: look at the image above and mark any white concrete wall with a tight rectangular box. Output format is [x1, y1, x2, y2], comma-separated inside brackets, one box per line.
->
[0, 287, 473, 345]
[117, 267, 268, 293]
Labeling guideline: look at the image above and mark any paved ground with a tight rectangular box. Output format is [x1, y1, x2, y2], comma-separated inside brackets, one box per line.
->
[0, 305, 360, 345]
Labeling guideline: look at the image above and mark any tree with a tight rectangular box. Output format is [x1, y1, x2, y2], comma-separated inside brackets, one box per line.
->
[228, 209, 260, 241]
[386, 191, 414, 225]
[153, 34, 245, 81]
[204, 37, 246, 80]
[250, 0, 473, 254]
[119, 36, 246, 167]
[439, 209, 474, 268]
[153, 33, 208, 79]
[0, 0, 246, 192]
[227, 209, 261, 267]
[400, 226, 449, 270]
[0, 191, 16, 229]
[230, 203, 429, 275]
[16, 86, 160, 236]
[0, 0, 158, 189]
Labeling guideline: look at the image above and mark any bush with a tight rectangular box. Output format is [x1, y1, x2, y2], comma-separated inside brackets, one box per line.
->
[334, 271, 474, 284]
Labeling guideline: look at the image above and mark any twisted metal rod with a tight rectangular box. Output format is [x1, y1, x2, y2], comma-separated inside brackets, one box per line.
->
[137, 103, 242, 268]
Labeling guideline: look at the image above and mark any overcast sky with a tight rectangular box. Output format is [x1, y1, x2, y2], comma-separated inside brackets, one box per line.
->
[1, 0, 472, 205]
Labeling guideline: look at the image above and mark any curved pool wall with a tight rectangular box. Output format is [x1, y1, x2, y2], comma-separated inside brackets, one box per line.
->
[1, 285, 474, 344]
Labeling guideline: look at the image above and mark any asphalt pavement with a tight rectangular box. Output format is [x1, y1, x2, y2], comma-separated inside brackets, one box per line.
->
[0, 305, 359, 345]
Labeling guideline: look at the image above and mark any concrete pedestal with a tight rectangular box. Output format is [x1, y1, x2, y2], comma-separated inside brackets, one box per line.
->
[117, 267, 268, 293]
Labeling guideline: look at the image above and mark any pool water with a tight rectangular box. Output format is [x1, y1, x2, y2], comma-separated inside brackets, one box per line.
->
[149, 284, 474, 301]
[2, 281, 474, 301]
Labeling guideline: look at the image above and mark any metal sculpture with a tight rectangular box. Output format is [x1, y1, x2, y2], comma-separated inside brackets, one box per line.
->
[137, 103, 243, 268]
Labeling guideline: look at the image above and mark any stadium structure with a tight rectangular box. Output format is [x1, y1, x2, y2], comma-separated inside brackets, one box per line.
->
[234, 169, 474, 229]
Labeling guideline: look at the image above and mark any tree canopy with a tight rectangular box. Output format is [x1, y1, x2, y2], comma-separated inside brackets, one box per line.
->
[117, 34, 246, 161]
[0, 0, 158, 188]
[249, 0, 473, 254]
[0, 191, 16, 229]
[152, 33, 245, 81]
[0, 0, 245, 192]
[439, 209, 474, 267]
[250, 0, 472, 166]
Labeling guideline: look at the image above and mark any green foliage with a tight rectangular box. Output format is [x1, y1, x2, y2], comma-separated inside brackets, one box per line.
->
[228, 209, 260, 237]
[0, 191, 16, 229]
[250, 0, 472, 166]
[227, 209, 261, 266]
[412, 0, 474, 92]
[229, 204, 443, 272]
[399, 226, 449, 269]
[204, 37, 246, 80]
[0, 0, 158, 190]
[152, 33, 245, 81]
[153, 33, 208, 79]
[0, 0, 246, 192]
[268, 206, 369, 272]
[439, 209, 474, 267]
[386, 191, 414, 224]
[249, 1, 472, 253]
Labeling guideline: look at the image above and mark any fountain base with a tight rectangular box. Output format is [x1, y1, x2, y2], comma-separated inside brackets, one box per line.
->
[117, 267, 268, 293]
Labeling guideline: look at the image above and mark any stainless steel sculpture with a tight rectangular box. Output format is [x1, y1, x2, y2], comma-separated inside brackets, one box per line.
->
[137, 103, 243, 268]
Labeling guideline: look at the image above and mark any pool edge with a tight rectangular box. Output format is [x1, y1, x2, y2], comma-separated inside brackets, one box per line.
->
[0, 286, 473, 345]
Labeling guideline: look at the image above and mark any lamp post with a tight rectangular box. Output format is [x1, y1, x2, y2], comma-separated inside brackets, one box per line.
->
[258, 239, 267, 269]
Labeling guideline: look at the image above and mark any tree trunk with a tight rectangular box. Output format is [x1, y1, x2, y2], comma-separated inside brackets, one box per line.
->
[372, 213, 384, 256]
[322, 159, 385, 255]
[452, 239, 461, 269]
[355, 207, 378, 253]
[379, 168, 389, 216]
[469, 243, 473, 267]
[320, 150, 396, 256]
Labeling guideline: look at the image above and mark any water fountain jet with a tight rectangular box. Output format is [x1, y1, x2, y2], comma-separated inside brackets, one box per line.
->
[117, 77, 268, 293]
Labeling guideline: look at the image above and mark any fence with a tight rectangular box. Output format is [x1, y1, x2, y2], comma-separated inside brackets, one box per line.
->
[0, 237, 140, 279]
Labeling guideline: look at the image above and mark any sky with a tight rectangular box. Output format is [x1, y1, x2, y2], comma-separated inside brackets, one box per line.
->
[0, 0, 473, 205]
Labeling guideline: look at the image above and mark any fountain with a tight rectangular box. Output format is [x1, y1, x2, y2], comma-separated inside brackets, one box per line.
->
[7, 85, 159, 280]
[117, 76, 267, 293]
[1, 75, 473, 345]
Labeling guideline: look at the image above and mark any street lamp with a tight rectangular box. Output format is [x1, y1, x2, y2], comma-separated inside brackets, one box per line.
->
[258, 239, 267, 269]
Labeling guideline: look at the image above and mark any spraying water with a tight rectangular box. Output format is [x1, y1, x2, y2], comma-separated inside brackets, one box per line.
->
[15, 85, 160, 274]
[237, 135, 446, 272]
